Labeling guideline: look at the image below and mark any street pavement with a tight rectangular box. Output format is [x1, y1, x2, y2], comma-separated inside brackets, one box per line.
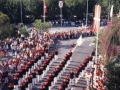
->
[32, 36, 95, 90]
[69, 37, 94, 90]
[49, 27, 79, 33]
[32, 38, 78, 90]
[51, 37, 94, 90]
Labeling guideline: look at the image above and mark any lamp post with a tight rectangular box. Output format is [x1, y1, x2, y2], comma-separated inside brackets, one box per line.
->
[60, 7, 62, 26]
[85, 0, 88, 27]
[108, 0, 111, 23]
[20, 0, 23, 24]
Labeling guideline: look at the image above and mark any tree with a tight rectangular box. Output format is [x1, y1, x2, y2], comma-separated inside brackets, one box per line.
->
[32, 19, 43, 32]
[0, 0, 120, 22]
[105, 53, 120, 90]
[18, 24, 29, 36]
[46, 0, 60, 20]
[43, 21, 52, 30]
[0, 12, 14, 39]
[99, 17, 120, 62]
[32, 19, 51, 33]
[4, 0, 19, 23]
[0, 0, 43, 23]
[22, 0, 43, 18]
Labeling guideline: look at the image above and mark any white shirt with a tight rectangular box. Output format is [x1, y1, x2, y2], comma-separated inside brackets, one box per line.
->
[85, 72, 92, 81]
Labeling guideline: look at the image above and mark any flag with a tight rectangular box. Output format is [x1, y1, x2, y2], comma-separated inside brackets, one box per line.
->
[43, 0, 47, 14]
[110, 5, 113, 18]
[92, 5, 101, 32]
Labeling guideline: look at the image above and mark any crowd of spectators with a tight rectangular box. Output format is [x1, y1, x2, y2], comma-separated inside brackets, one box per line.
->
[0, 27, 95, 90]
[84, 52, 107, 90]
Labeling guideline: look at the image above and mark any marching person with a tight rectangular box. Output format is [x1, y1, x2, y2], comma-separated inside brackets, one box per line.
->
[28, 74, 33, 90]
[40, 84, 45, 90]
[37, 66, 43, 82]
[70, 69, 74, 86]
[20, 82, 26, 90]
[24, 78, 29, 90]
[13, 76, 18, 89]
[85, 70, 92, 89]
[38, 54, 42, 65]
[16, 69, 23, 87]
[8, 83, 14, 90]
[53, 67, 58, 77]
[75, 69, 79, 79]
[54, 49, 58, 60]
[45, 48, 49, 58]
[32, 69, 37, 86]
[58, 85, 63, 90]
[44, 81, 49, 90]
[71, 42, 75, 47]
[41, 51, 45, 62]
[69, 49, 73, 60]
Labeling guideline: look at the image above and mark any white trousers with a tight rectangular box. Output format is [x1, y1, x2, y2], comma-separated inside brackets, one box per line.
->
[28, 83, 32, 90]
[38, 59, 41, 65]
[37, 75, 41, 82]
[14, 85, 18, 89]
[18, 78, 22, 86]
[41, 56, 44, 61]
[46, 53, 48, 58]
[70, 79, 74, 85]
[32, 78, 36, 86]
[54, 55, 58, 60]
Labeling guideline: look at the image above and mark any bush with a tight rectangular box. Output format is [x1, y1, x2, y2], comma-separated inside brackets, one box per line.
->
[19, 26, 29, 36]
[32, 19, 52, 33]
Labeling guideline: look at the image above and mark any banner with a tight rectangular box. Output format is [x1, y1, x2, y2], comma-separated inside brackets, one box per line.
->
[92, 5, 101, 32]
[77, 35, 82, 46]
[110, 5, 113, 18]
[43, 0, 47, 14]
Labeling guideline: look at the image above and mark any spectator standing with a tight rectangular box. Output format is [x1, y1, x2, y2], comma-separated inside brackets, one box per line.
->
[85, 70, 92, 89]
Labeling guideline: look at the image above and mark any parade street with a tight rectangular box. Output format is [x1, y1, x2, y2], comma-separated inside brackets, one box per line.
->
[32, 31, 95, 90]
[1, 0, 117, 89]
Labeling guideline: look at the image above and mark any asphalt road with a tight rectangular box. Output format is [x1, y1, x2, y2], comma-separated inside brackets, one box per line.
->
[51, 37, 95, 90]
[70, 37, 94, 90]
[32, 36, 95, 90]
[32, 38, 79, 90]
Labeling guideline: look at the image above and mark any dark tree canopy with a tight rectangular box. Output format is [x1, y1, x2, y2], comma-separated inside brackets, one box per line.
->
[0, 0, 119, 23]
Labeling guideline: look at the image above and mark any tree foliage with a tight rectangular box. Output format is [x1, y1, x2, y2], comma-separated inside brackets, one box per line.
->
[18, 25, 29, 36]
[105, 53, 120, 90]
[99, 17, 120, 62]
[32, 19, 51, 32]
[0, 0, 120, 23]
[0, 12, 14, 39]
[0, 0, 115, 23]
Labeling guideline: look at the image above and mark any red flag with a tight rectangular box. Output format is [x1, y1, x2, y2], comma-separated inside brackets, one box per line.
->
[43, 0, 47, 14]
[92, 5, 101, 32]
